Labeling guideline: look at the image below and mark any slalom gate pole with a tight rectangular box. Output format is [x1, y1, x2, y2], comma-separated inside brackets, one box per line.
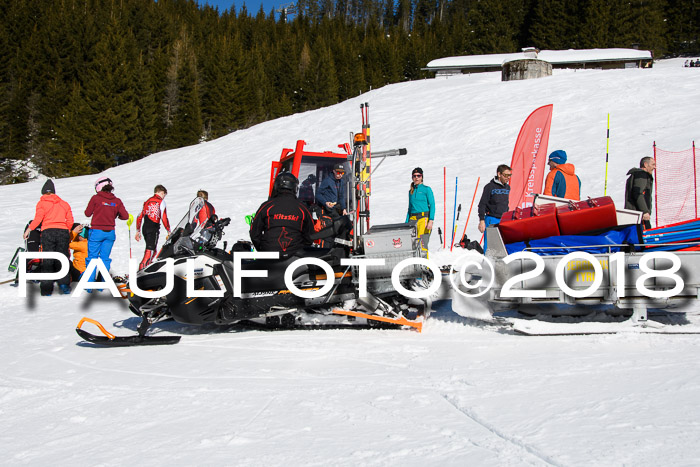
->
[459, 176, 481, 242]
[604, 113, 610, 195]
[450, 177, 458, 252]
[694, 141, 697, 219]
[126, 214, 134, 259]
[451, 204, 461, 252]
[443, 167, 447, 249]
[654, 141, 657, 228]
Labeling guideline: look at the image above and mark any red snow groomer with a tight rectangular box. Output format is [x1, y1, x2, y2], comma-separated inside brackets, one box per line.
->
[269, 134, 407, 251]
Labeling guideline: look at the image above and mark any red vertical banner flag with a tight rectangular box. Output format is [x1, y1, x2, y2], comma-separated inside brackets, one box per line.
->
[508, 104, 553, 211]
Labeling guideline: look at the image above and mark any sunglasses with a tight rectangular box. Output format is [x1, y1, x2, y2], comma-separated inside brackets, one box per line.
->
[412, 173, 422, 178]
[501, 173, 512, 178]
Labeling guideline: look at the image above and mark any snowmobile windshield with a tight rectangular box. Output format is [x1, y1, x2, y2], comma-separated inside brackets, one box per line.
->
[156, 197, 208, 259]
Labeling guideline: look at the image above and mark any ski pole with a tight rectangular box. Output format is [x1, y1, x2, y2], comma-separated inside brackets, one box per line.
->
[126, 214, 134, 259]
[459, 177, 481, 244]
[438, 227, 443, 245]
[450, 177, 458, 252]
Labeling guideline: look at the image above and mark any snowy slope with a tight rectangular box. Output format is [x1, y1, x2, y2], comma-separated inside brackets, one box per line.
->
[2, 58, 700, 466]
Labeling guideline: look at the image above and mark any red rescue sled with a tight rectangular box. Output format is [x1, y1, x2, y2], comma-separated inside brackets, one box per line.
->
[556, 196, 617, 235]
[498, 203, 560, 244]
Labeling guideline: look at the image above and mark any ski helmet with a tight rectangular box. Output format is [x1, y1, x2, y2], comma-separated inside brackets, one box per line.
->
[274, 172, 299, 194]
[95, 177, 113, 193]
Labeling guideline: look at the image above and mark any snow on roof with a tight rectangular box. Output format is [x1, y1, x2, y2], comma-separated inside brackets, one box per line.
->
[426, 48, 653, 68]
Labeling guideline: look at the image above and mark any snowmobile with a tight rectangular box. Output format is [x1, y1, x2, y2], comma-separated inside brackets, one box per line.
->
[77, 111, 425, 346]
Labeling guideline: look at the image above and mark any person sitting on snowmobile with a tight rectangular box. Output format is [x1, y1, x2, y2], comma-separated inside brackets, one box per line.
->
[250, 172, 314, 255]
[193, 189, 217, 227]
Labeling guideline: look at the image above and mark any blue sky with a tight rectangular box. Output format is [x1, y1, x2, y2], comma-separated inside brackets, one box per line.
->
[199, 0, 288, 14]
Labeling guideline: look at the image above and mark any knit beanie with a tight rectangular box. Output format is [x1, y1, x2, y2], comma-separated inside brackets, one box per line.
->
[41, 179, 55, 194]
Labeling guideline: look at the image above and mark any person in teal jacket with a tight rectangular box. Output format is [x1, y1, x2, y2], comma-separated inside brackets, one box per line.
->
[406, 167, 435, 251]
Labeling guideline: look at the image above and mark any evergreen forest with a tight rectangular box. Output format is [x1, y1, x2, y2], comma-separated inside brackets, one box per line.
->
[1, 0, 698, 183]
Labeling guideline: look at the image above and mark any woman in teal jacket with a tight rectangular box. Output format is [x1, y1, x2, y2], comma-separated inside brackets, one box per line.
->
[406, 167, 435, 251]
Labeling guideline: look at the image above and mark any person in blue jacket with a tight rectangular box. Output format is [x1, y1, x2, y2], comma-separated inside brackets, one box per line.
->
[406, 167, 435, 251]
[316, 162, 352, 240]
[316, 162, 348, 215]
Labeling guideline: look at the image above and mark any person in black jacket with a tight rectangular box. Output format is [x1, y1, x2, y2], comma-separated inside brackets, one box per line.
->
[250, 172, 314, 255]
[477, 164, 512, 250]
[625, 157, 656, 229]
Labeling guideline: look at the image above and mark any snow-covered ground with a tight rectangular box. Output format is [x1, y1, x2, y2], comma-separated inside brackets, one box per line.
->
[2, 58, 700, 466]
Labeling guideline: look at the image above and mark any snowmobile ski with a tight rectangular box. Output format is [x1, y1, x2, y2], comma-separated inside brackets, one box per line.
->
[332, 309, 423, 331]
[75, 317, 181, 346]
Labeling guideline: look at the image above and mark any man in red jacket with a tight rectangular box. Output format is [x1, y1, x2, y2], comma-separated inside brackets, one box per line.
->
[135, 185, 170, 270]
[84, 177, 129, 285]
[24, 179, 74, 295]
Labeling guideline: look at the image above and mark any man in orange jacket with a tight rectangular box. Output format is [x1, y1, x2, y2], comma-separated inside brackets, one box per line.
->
[543, 150, 581, 200]
[23, 179, 74, 295]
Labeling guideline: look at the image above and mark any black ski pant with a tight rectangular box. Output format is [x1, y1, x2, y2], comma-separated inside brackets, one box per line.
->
[39, 228, 70, 295]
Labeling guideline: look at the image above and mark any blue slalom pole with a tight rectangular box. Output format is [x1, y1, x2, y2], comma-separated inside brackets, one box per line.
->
[450, 177, 458, 251]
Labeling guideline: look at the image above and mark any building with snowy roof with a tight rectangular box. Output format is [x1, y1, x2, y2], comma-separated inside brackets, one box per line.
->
[424, 48, 653, 77]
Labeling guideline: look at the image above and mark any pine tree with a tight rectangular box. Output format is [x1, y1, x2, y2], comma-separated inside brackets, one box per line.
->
[309, 36, 340, 107]
[134, 52, 159, 157]
[579, 0, 612, 49]
[79, 16, 140, 170]
[168, 53, 203, 147]
[528, 0, 580, 49]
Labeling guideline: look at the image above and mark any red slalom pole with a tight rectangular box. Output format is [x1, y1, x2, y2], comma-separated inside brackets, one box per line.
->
[459, 177, 480, 243]
[443, 167, 447, 249]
